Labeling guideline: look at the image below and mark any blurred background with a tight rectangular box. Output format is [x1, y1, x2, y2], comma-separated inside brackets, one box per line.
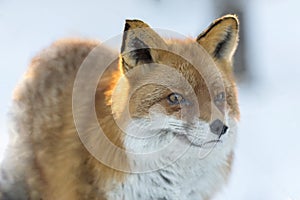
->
[1, 0, 299, 199]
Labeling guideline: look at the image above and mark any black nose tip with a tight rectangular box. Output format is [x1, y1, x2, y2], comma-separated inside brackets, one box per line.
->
[210, 119, 228, 137]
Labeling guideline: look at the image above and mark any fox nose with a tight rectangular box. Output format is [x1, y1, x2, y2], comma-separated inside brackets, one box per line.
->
[210, 119, 228, 137]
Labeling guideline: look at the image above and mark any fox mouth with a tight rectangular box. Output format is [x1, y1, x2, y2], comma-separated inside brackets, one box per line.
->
[188, 138, 222, 148]
[175, 133, 222, 148]
[200, 139, 222, 148]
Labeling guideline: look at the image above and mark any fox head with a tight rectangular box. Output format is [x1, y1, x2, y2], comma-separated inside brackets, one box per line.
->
[93, 15, 240, 172]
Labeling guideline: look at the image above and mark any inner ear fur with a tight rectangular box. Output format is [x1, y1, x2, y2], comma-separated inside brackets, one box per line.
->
[196, 14, 239, 62]
[121, 19, 167, 72]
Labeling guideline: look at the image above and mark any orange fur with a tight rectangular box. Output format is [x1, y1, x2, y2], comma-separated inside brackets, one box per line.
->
[0, 15, 240, 200]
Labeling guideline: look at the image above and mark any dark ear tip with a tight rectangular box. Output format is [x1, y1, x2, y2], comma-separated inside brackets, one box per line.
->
[124, 19, 148, 31]
[125, 19, 144, 23]
[221, 14, 239, 20]
[219, 14, 239, 29]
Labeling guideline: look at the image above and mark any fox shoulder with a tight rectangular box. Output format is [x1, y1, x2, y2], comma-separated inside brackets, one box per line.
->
[1, 38, 124, 199]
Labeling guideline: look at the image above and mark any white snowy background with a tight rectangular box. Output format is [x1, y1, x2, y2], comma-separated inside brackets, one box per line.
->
[1, 0, 300, 199]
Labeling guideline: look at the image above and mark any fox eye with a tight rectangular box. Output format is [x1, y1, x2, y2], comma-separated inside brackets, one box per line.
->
[214, 92, 225, 104]
[167, 93, 184, 105]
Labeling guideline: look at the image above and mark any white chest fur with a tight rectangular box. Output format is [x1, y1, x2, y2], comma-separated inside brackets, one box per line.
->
[106, 117, 237, 200]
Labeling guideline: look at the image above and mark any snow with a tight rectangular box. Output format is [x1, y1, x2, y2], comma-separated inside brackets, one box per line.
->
[1, 0, 300, 199]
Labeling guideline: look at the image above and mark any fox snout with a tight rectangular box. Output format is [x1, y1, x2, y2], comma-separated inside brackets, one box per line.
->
[210, 119, 228, 137]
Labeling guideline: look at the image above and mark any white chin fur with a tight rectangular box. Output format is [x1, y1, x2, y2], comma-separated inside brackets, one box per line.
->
[106, 114, 238, 200]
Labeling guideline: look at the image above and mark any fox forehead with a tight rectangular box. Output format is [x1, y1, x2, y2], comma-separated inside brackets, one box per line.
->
[123, 42, 232, 122]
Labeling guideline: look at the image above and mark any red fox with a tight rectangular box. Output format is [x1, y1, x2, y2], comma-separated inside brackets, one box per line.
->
[0, 14, 240, 200]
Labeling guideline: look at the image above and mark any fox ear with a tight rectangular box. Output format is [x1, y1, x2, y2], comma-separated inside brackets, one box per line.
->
[121, 19, 167, 72]
[196, 15, 239, 62]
